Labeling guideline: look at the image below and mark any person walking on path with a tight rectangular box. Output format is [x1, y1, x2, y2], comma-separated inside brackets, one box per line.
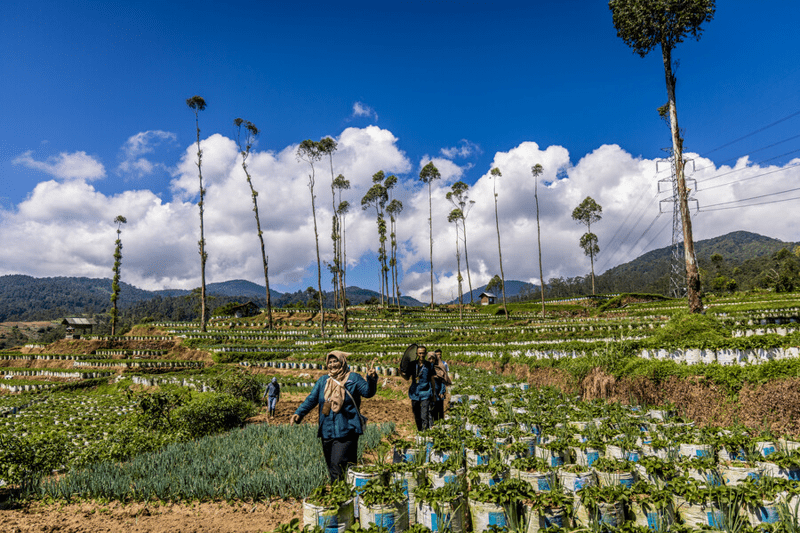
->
[264, 377, 280, 418]
[290, 351, 378, 483]
[432, 349, 450, 422]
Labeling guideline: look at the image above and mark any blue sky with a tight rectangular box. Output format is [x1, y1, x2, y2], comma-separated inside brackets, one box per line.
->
[2, 0, 799, 301]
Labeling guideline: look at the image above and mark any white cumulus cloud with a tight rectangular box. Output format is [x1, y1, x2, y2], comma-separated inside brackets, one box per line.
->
[3, 128, 799, 302]
[13, 150, 105, 181]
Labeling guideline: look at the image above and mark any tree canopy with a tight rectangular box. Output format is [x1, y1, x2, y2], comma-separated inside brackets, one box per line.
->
[609, 0, 716, 57]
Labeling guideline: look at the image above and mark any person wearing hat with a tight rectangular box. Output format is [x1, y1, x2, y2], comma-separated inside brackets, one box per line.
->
[290, 351, 378, 482]
[264, 377, 280, 418]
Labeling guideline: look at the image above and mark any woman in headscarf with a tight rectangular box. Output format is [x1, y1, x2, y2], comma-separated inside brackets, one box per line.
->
[291, 351, 378, 482]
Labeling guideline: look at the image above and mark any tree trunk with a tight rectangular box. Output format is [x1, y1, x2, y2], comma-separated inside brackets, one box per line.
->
[463, 219, 474, 304]
[309, 177, 325, 336]
[329, 156, 339, 309]
[428, 181, 435, 308]
[662, 43, 703, 313]
[493, 179, 509, 319]
[340, 212, 348, 332]
[194, 116, 207, 332]
[535, 180, 545, 318]
[455, 222, 463, 324]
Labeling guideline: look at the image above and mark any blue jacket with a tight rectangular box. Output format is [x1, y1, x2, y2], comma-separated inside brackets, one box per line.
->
[408, 361, 434, 401]
[266, 381, 280, 399]
[295, 372, 378, 439]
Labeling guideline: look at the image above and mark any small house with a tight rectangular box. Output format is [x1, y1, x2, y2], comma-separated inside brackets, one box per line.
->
[479, 292, 496, 305]
[229, 301, 261, 318]
[61, 317, 97, 339]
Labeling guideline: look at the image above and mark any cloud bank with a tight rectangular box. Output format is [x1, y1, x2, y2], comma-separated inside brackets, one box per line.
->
[2, 127, 798, 302]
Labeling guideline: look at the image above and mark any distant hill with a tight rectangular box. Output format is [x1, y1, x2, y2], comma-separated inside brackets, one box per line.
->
[0, 275, 423, 322]
[1, 231, 795, 321]
[582, 231, 799, 297]
[0, 275, 158, 322]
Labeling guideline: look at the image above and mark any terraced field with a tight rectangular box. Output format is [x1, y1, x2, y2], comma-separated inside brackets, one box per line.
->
[2, 293, 800, 531]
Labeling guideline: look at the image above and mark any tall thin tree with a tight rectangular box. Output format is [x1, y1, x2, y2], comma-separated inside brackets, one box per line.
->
[490, 167, 509, 319]
[446, 181, 475, 303]
[334, 174, 351, 331]
[572, 196, 603, 295]
[110, 215, 127, 336]
[186, 95, 208, 331]
[297, 139, 326, 335]
[386, 197, 403, 310]
[234, 118, 273, 329]
[531, 164, 546, 318]
[609, 0, 714, 313]
[361, 172, 389, 309]
[448, 208, 464, 324]
[384, 174, 399, 309]
[319, 137, 340, 307]
[419, 162, 441, 308]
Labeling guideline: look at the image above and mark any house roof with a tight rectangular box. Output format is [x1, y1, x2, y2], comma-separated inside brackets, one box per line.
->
[61, 318, 97, 326]
[479, 292, 496, 298]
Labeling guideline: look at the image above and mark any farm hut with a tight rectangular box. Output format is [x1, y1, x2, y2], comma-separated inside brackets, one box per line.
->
[230, 301, 261, 318]
[61, 317, 97, 339]
[479, 292, 496, 305]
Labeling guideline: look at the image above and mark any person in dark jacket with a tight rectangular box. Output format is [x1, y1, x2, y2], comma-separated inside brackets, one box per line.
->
[290, 350, 378, 482]
[431, 349, 450, 422]
[264, 377, 280, 418]
[407, 345, 435, 431]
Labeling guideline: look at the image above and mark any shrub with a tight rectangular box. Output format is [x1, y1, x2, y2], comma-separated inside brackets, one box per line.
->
[174, 393, 258, 439]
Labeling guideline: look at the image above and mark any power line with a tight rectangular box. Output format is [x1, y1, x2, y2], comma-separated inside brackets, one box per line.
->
[701, 161, 800, 192]
[702, 185, 800, 209]
[700, 109, 800, 158]
[700, 195, 800, 212]
[697, 151, 800, 188]
[693, 133, 800, 175]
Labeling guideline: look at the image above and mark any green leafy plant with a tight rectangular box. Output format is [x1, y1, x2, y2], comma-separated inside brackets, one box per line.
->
[307, 480, 353, 508]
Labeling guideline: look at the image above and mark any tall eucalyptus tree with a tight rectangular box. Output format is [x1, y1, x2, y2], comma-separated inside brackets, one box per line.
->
[609, 0, 715, 312]
[234, 118, 273, 329]
[490, 167, 509, 319]
[446, 181, 475, 303]
[333, 174, 351, 330]
[297, 139, 326, 335]
[419, 162, 441, 308]
[361, 171, 389, 308]
[447, 208, 464, 323]
[186, 95, 208, 331]
[531, 164, 545, 317]
[110, 215, 127, 336]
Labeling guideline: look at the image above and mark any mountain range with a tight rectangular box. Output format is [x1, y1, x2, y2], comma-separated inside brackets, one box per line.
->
[0, 231, 797, 322]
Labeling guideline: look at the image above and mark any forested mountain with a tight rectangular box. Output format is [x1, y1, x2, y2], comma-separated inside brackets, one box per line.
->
[0, 275, 422, 322]
[544, 231, 800, 298]
[0, 275, 158, 322]
[1, 231, 797, 322]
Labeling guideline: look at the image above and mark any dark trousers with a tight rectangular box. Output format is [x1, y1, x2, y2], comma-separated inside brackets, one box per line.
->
[411, 398, 433, 431]
[321, 433, 359, 483]
[432, 400, 445, 422]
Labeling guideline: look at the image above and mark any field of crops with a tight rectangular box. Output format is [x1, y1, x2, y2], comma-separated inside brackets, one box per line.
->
[2, 291, 800, 532]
